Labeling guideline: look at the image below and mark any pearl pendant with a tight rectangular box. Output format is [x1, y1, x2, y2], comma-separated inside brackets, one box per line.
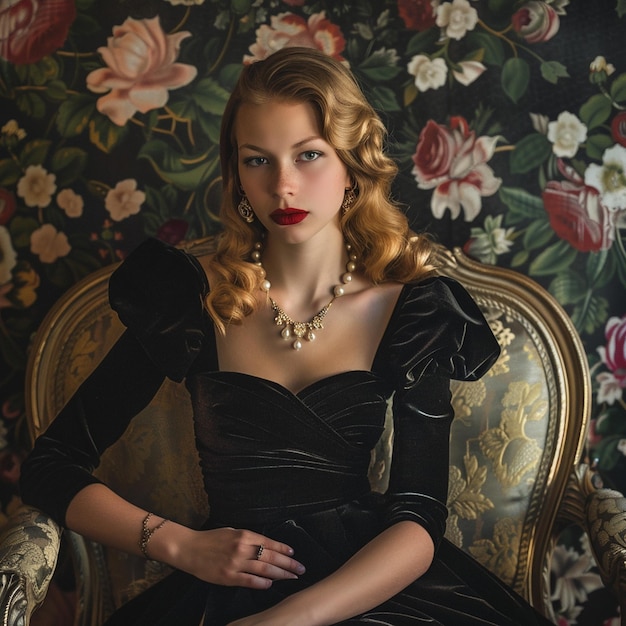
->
[293, 339, 303, 350]
[281, 326, 291, 339]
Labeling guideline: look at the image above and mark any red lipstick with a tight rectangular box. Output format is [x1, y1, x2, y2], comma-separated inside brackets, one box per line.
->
[270, 208, 308, 225]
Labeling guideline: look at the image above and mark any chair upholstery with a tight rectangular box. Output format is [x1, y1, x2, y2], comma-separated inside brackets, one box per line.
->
[1, 238, 624, 625]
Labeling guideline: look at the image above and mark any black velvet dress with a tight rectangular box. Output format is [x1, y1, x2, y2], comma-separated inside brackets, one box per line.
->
[20, 238, 554, 626]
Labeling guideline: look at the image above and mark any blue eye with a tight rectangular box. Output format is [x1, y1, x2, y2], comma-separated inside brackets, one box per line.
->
[243, 156, 268, 167]
[300, 150, 322, 162]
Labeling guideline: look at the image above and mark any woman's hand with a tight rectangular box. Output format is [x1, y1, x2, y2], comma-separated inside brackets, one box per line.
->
[150, 524, 306, 589]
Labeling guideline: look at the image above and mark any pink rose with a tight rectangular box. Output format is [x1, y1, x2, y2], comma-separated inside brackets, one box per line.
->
[244, 12, 346, 64]
[87, 16, 197, 126]
[0, 0, 76, 65]
[599, 316, 626, 387]
[512, 1, 560, 44]
[542, 160, 616, 253]
[412, 116, 501, 221]
[398, 0, 437, 31]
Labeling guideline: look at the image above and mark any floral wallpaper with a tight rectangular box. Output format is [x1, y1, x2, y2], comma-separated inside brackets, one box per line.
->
[0, 0, 624, 624]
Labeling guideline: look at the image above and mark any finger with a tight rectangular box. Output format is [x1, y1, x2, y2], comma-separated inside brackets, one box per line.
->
[252, 545, 305, 577]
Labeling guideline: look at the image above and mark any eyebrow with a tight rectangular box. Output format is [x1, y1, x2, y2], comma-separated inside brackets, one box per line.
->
[239, 136, 322, 152]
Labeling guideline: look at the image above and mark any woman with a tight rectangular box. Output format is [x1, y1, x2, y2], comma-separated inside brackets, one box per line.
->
[21, 47, 552, 626]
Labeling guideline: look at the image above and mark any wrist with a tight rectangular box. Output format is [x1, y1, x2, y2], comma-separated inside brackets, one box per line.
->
[141, 517, 195, 569]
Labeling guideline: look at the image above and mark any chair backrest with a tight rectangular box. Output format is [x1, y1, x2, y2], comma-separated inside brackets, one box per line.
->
[25, 240, 590, 625]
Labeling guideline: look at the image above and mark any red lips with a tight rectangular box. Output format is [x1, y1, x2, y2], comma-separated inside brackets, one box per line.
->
[270, 208, 309, 225]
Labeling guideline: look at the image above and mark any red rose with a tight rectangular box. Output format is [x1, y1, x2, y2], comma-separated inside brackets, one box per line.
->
[542, 167, 616, 252]
[398, 0, 437, 31]
[512, 1, 559, 44]
[611, 112, 626, 148]
[0, 188, 16, 225]
[0, 0, 76, 65]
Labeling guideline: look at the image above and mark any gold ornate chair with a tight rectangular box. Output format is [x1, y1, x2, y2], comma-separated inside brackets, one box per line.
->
[0, 238, 624, 625]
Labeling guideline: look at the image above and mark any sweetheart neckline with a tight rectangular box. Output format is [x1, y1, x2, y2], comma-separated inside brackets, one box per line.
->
[192, 369, 386, 399]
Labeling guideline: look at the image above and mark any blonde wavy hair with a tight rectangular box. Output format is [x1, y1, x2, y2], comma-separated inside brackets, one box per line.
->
[207, 47, 442, 334]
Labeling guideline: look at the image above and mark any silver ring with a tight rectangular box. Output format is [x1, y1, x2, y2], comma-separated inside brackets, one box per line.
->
[256, 544, 265, 560]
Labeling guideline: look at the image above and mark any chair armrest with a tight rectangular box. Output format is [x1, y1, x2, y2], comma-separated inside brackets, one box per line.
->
[558, 463, 626, 625]
[0, 505, 61, 626]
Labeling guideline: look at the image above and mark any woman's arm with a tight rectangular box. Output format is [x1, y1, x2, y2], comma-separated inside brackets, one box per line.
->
[229, 520, 434, 626]
[65, 483, 305, 589]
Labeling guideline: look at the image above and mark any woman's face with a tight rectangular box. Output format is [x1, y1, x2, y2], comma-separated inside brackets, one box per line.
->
[235, 99, 350, 245]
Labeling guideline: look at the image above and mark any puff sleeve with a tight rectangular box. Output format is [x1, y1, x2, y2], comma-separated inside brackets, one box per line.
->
[377, 277, 500, 551]
[20, 239, 209, 526]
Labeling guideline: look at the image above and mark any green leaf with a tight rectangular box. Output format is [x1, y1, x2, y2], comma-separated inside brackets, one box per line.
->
[8, 216, 39, 248]
[579, 93, 612, 130]
[138, 140, 220, 191]
[88, 114, 130, 153]
[501, 57, 529, 104]
[70, 13, 100, 36]
[511, 250, 529, 267]
[405, 29, 440, 55]
[45, 79, 67, 101]
[197, 113, 222, 145]
[368, 85, 401, 112]
[358, 54, 403, 81]
[548, 271, 587, 306]
[585, 132, 614, 161]
[618, 0, 626, 18]
[528, 240, 578, 276]
[0, 158, 22, 186]
[571, 294, 609, 335]
[219, 63, 244, 91]
[465, 32, 505, 66]
[498, 187, 546, 222]
[193, 77, 231, 116]
[50, 147, 88, 187]
[20, 139, 53, 168]
[510, 133, 551, 174]
[522, 218, 554, 251]
[15, 91, 46, 118]
[610, 72, 626, 103]
[586, 249, 614, 289]
[56, 93, 96, 137]
[540, 61, 569, 84]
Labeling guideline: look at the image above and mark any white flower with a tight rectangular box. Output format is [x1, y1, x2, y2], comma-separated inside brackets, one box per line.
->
[452, 60, 486, 86]
[596, 372, 623, 405]
[466, 215, 514, 264]
[589, 55, 615, 75]
[584, 144, 626, 211]
[105, 179, 145, 221]
[0, 226, 17, 284]
[436, 0, 478, 40]
[550, 543, 603, 620]
[1, 119, 26, 140]
[57, 188, 84, 218]
[407, 55, 447, 91]
[30, 224, 71, 263]
[618, 438, 626, 456]
[16, 165, 57, 209]
[547, 111, 587, 158]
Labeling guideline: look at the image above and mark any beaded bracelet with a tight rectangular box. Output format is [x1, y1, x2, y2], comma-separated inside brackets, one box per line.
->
[139, 512, 167, 559]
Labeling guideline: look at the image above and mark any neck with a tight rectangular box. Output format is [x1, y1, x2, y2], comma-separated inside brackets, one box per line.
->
[261, 234, 347, 309]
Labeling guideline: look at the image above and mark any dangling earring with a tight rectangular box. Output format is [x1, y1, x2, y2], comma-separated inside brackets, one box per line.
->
[238, 195, 255, 223]
[341, 185, 357, 214]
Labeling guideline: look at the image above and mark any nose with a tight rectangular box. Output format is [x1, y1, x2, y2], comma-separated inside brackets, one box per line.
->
[272, 162, 297, 198]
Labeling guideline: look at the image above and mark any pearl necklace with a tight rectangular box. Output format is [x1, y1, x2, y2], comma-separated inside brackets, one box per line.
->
[251, 242, 357, 351]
